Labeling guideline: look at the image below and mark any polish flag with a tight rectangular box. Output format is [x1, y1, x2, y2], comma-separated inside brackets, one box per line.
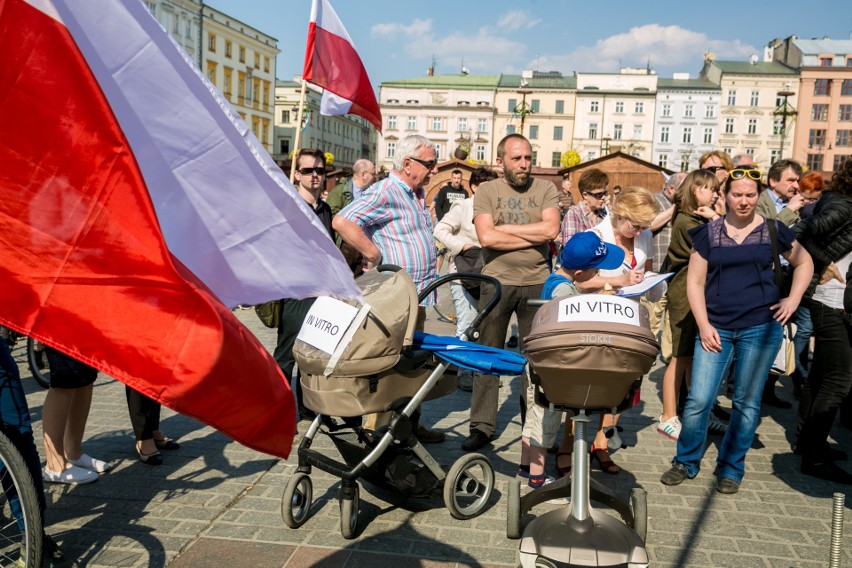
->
[303, 0, 382, 132]
[0, 0, 362, 458]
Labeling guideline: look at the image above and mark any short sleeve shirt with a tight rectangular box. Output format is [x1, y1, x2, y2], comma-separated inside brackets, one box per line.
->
[473, 177, 560, 286]
[690, 218, 794, 329]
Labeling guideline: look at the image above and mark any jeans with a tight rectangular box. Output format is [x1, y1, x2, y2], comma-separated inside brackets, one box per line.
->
[797, 302, 852, 462]
[793, 304, 813, 381]
[450, 281, 478, 340]
[675, 321, 782, 483]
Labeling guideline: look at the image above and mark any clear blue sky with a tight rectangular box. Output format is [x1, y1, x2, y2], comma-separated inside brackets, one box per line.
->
[208, 0, 852, 85]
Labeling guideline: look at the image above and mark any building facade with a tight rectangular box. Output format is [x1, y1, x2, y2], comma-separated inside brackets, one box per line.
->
[771, 36, 852, 173]
[274, 79, 377, 168]
[377, 75, 500, 172]
[143, 0, 202, 67]
[652, 75, 721, 171]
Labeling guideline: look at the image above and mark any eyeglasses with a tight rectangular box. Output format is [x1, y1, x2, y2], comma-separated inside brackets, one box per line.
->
[704, 165, 727, 174]
[584, 190, 607, 200]
[298, 167, 325, 176]
[409, 157, 437, 170]
[728, 168, 763, 181]
[623, 218, 650, 232]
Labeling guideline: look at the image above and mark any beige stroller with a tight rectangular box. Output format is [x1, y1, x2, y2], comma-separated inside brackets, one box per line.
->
[508, 294, 659, 568]
[282, 266, 515, 539]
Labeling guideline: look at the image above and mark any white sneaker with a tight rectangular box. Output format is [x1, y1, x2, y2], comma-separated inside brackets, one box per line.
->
[657, 415, 682, 440]
[43, 465, 98, 485]
[68, 453, 111, 473]
[708, 414, 729, 435]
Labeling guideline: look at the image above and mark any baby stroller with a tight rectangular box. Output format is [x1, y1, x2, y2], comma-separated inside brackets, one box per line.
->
[282, 266, 525, 538]
[507, 294, 659, 568]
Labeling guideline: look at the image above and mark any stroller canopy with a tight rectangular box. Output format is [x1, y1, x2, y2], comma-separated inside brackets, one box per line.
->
[413, 332, 527, 376]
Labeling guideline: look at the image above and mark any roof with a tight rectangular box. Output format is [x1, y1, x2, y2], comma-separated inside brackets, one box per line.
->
[498, 74, 577, 89]
[792, 38, 852, 56]
[657, 78, 720, 90]
[709, 60, 798, 75]
[558, 151, 675, 176]
[381, 74, 501, 89]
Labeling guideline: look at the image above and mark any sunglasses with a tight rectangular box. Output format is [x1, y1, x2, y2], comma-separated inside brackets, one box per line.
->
[584, 190, 607, 200]
[298, 167, 325, 176]
[409, 157, 437, 170]
[623, 218, 650, 232]
[704, 165, 727, 173]
[728, 168, 762, 181]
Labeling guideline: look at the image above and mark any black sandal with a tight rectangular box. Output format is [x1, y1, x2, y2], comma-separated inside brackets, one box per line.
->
[590, 446, 620, 474]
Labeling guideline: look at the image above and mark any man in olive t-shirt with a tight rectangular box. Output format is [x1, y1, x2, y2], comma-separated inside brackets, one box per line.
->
[463, 134, 560, 451]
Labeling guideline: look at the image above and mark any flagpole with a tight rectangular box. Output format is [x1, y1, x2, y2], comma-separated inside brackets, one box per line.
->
[289, 78, 309, 182]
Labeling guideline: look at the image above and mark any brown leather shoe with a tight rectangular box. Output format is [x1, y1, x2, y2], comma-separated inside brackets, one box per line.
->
[414, 424, 445, 444]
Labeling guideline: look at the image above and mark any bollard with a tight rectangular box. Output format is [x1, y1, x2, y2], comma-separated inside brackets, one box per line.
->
[829, 492, 845, 568]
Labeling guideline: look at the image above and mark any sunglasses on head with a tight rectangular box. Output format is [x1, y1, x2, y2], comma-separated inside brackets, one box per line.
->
[728, 168, 762, 181]
[409, 157, 437, 170]
[298, 167, 325, 176]
[704, 165, 727, 173]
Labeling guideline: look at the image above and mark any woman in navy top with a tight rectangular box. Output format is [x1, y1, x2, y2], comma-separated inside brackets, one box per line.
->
[661, 168, 813, 495]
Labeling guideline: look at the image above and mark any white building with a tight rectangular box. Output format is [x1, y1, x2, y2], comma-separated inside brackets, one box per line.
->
[573, 69, 658, 163]
[274, 79, 377, 168]
[143, 0, 202, 67]
[652, 74, 721, 171]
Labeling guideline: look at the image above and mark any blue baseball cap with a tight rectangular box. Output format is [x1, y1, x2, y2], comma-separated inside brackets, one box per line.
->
[560, 232, 625, 271]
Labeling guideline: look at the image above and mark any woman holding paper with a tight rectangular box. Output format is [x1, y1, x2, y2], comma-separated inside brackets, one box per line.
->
[657, 170, 721, 440]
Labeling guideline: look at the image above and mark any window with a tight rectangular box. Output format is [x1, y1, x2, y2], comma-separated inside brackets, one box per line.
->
[703, 127, 713, 144]
[633, 125, 642, 139]
[727, 89, 737, 106]
[660, 126, 670, 143]
[407, 116, 416, 130]
[529, 125, 539, 139]
[508, 98, 517, 112]
[750, 90, 759, 106]
[773, 118, 784, 135]
[434, 144, 442, 161]
[837, 130, 852, 147]
[261, 120, 268, 144]
[812, 104, 829, 121]
[553, 126, 563, 140]
[634, 101, 644, 113]
[681, 156, 690, 172]
[682, 127, 692, 144]
[458, 117, 467, 131]
[590, 101, 599, 113]
[223, 67, 232, 96]
[662, 104, 672, 118]
[531, 150, 538, 165]
[238, 46, 246, 63]
[809, 129, 827, 146]
[388, 115, 397, 130]
[725, 118, 735, 134]
[807, 153, 824, 171]
[475, 144, 486, 161]
[264, 57, 270, 73]
[613, 124, 623, 140]
[206, 61, 216, 83]
[477, 118, 487, 132]
[281, 110, 290, 123]
[835, 154, 849, 170]
[254, 52, 260, 69]
[207, 32, 216, 52]
[746, 147, 755, 158]
[684, 104, 694, 118]
[144, 1, 156, 15]
[842, 80, 852, 96]
[705, 105, 716, 118]
[747, 119, 758, 135]
[840, 105, 852, 121]
[820, 57, 833, 67]
[185, 20, 192, 39]
[237, 75, 245, 101]
[530, 99, 540, 113]
[814, 79, 830, 96]
[589, 122, 598, 139]
[431, 117, 442, 131]
[279, 139, 289, 155]
[658, 154, 668, 168]
[555, 100, 565, 114]
[551, 152, 562, 167]
[615, 101, 624, 113]
[225, 40, 232, 58]
[386, 142, 396, 158]
[770, 149, 780, 165]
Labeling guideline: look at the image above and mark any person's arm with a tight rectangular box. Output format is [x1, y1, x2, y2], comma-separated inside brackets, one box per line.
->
[777, 205, 801, 227]
[650, 204, 675, 232]
[774, 240, 814, 324]
[492, 207, 561, 244]
[433, 202, 471, 255]
[686, 249, 721, 352]
[576, 269, 642, 291]
[332, 216, 381, 270]
[474, 213, 536, 250]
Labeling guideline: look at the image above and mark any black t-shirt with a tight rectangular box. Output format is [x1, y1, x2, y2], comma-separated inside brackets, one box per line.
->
[433, 184, 468, 221]
[313, 199, 334, 238]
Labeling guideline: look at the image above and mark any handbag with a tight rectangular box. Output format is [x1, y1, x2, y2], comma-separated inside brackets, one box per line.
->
[453, 246, 484, 299]
[766, 219, 795, 375]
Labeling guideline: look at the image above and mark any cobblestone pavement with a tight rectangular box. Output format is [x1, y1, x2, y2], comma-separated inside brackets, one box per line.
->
[10, 305, 851, 567]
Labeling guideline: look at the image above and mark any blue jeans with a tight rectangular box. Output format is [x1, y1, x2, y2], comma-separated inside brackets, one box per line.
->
[793, 304, 813, 381]
[674, 321, 782, 483]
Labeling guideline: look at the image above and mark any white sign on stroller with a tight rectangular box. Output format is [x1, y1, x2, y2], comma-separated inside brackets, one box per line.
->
[556, 295, 640, 327]
[297, 297, 360, 355]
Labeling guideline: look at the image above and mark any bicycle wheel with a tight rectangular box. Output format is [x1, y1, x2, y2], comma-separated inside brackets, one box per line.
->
[432, 287, 457, 324]
[0, 429, 43, 567]
[26, 339, 50, 389]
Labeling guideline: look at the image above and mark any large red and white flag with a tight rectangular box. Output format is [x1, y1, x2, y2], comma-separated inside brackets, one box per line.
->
[303, 0, 382, 132]
[0, 0, 361, 458]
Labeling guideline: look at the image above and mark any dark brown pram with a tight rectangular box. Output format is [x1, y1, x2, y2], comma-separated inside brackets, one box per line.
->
[509, 293, 658, 568]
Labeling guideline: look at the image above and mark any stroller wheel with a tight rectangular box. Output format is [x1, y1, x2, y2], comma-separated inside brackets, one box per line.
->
[444, 453, 494, 520]
[339, 483, 360, 539]
[629, 487, 647, 542]
[281, 472, 313, 528]
[506, 478, 522, 539]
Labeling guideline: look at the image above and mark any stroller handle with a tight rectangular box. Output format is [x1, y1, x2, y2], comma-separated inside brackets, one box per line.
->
[420, 273, 502, 341]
